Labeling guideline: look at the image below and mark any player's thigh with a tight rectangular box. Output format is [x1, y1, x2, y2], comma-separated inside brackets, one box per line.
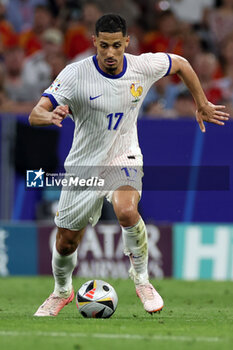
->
[55, 189, 104, 230]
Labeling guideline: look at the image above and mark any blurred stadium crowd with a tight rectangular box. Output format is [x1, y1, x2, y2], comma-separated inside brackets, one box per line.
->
[1, 0, 233, 118]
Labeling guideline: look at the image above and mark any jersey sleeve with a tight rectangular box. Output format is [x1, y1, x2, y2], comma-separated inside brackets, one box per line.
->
[143, 52, 172, 83]
[42, 64, 76, 109]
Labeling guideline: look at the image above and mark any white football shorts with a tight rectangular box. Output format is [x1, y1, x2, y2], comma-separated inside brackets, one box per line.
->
[54, 154, 143, 230]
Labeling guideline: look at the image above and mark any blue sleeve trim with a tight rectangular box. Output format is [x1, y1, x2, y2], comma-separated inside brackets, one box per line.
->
[164, 54, 172, 76]
[42, 93, 59, 109]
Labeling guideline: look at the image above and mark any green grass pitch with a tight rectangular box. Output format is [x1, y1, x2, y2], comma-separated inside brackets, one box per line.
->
[0, 277, 232, 350]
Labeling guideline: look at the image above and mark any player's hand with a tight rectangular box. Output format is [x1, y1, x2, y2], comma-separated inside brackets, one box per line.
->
[196, 102, 229, 133]
[51, 105, 69, 128]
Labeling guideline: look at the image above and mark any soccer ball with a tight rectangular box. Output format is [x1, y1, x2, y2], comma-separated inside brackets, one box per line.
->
[76, 280, 118, 318]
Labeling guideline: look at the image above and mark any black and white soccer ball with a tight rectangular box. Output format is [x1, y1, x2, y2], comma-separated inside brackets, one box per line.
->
[76, 280, 118, 318]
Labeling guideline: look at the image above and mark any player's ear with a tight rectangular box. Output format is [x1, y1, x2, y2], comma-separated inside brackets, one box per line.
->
[125, 35, 130, 48]
[92, 35, 97, 48]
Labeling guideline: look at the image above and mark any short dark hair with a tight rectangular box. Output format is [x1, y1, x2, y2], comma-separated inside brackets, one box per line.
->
[95, 14, 127, 36]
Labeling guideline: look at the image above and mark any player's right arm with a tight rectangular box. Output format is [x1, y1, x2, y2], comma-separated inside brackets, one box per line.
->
[29, 97, 69, 128]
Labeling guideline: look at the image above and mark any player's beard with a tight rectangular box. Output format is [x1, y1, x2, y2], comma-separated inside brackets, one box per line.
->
[105, 66, 118, 75]
[104, 58, 118, 75]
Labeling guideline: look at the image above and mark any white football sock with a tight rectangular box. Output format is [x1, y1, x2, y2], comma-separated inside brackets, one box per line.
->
[121, 217, 149, 285]
[52, 243, 77, 297]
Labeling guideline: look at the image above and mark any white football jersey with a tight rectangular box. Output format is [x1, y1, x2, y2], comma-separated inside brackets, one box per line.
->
[43, 52, 171, 167]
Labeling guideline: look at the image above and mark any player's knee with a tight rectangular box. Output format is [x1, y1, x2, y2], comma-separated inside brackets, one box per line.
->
[57, 240, 77, 255]
[115, 204, 139, 227]
[56, 230, 79, 255]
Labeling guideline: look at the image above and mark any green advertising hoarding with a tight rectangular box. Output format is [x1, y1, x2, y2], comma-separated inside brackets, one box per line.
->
[174, 224, 233, 280]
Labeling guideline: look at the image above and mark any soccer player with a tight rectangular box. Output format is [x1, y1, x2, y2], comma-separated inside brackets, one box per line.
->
[29, 14, 229, 316]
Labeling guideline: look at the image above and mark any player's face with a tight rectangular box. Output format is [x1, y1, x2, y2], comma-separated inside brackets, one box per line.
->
[93, 32, 130, 75]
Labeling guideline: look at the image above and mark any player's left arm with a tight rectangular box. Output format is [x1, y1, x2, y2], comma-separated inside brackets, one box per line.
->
[167, 54, 229, 132]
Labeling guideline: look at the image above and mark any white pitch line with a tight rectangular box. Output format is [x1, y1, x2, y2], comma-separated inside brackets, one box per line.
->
[0, 330, 226, 343]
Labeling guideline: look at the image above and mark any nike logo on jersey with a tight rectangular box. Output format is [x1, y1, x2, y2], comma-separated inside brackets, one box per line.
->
[90, 94, 102, 100]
